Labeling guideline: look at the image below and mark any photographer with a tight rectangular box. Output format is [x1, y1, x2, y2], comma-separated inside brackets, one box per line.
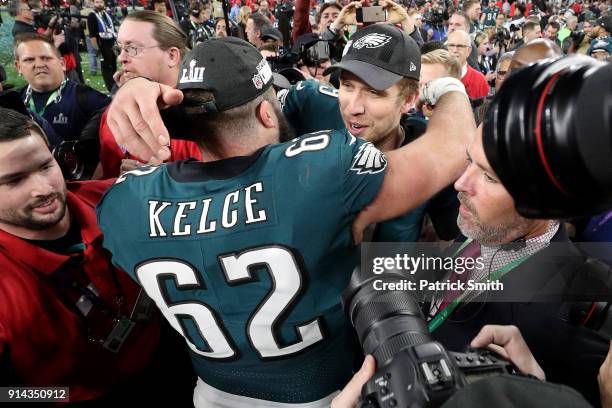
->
[510, 20, 541, 50]
[10, 0, 66, 51]
[179, 1, 215, 48]
[323, 0, 423, 48]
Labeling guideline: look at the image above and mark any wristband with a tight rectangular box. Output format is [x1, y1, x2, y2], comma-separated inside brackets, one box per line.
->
[420, 77, 468, 105]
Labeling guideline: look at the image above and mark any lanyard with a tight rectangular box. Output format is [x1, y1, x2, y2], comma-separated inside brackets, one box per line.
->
[25, 79, 67, 117]
[428, 239, 532, 333]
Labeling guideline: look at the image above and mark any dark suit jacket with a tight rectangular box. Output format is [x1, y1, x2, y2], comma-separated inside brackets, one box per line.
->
[430, 226, 610, 406]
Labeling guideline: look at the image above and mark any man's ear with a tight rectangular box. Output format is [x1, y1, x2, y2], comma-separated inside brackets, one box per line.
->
[400, 91, 419, 114]
[256, 99, 276, 128]
[166, 47, 181, 68]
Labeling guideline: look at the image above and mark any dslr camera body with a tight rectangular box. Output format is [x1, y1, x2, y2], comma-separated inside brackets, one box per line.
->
[343, 273, 521, 408]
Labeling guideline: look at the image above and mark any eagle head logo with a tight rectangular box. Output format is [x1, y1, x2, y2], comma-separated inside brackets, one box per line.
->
[352, 33, 392, 50]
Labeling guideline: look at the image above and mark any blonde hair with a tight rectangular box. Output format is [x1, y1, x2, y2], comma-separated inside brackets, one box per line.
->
[237, 6, 252, 24]
[421, 49, 462, 79]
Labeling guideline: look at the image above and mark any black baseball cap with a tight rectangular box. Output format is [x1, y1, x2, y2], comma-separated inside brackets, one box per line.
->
[261, 27, 283, 42]
[596, 16, 612, 33]
[177, 37, 274, 112]
[323, 24, 421, 91]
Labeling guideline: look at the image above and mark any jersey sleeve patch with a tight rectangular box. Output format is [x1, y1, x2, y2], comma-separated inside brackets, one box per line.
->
[350, 142, 387, 174]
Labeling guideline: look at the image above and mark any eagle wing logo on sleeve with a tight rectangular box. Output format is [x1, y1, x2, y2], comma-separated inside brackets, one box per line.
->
[352, 33, 392, 49]
[350, 142, 387, 174]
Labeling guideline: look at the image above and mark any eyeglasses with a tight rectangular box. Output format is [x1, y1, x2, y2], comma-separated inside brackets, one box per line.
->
[446, 43, 470, 49]
[113, 44, 160, 57]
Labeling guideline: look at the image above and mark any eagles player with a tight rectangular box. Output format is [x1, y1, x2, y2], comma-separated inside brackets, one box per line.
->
[99, 36, 473, 407]
[481, 0, 501, 28]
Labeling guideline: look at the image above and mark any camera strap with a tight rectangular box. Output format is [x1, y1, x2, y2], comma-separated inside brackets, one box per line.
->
[428, 239, 533, 332]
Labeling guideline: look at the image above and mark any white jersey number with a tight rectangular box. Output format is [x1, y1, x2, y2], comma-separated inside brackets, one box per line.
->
[136, 246, 324, 360]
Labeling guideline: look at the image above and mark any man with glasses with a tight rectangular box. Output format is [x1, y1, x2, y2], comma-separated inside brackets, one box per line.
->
[98, 10, 202, 179]
[87, 0, 117, 92]
[446, 29, 490, 100]
[493, 51, 513, 93]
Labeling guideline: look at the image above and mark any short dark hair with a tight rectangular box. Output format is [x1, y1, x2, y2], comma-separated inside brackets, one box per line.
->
[182, 87, 277, 146]
[547, 21, 560, 31]
[0, 107, 48, 145]
[522, 21, 540, 36]
[450, 11, 470, 31]
[14, 33, 62, 60]
[316, 2, 341, 24]
[463, 0, 480, 12]
[248, 12, 271, 34]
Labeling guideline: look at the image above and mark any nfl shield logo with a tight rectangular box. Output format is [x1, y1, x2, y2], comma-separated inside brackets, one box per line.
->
[252, 74, 264, 89]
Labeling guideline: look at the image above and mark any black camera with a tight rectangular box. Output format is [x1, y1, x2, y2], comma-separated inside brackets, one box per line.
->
[494, 27, 510, 44]
[483, 55, 612, 219]
[52, 139, 100, 181]
[342, 272, 521, 408]
[508, 22, 522, 32]
[425, 8, 446, 27]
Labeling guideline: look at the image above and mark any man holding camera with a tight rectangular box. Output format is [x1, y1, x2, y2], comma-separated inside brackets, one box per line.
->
[179, 1, 215, 48]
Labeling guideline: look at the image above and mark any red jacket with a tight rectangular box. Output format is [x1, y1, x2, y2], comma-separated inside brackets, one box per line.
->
[98, 108, 202, 179]
[0, 180, 161, 402]
[461, 64, 491, 100]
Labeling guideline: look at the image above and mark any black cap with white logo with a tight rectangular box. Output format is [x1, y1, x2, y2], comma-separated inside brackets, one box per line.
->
[176, 37, 274, 112]
[323, 24, 421, 91]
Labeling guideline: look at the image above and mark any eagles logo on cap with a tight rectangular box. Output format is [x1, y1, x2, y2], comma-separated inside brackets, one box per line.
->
[352, 33, 392, 49]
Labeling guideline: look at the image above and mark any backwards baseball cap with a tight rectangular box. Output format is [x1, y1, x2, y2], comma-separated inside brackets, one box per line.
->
[596, 16, 612, 33]
[177, 37, 274, 112]
[323, 24, 421, 91]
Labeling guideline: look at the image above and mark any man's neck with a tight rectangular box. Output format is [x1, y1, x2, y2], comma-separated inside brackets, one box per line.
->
[522, 219, 553, 241]
[199, 129, 278, 162]
[31, 81, 63, 94]
[378, 125, 405, 153]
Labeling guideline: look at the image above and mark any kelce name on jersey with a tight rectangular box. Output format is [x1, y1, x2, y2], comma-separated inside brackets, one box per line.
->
[148, 181, 267, 238]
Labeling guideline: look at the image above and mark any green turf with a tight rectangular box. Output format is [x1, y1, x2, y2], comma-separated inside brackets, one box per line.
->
[1, 11, 109, 94]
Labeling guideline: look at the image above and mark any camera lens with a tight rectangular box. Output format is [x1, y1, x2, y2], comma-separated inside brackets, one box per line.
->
[342, 271, 431, 366]
[483, 55, 612, 218]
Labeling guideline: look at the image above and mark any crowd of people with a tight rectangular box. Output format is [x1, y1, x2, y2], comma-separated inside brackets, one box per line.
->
[0, 0, 611, 406]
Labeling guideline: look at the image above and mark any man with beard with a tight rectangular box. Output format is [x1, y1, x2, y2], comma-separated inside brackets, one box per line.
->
[426, 123, 610, 406]
[0, 107, 194, 405]
[96, 36, 474, 406]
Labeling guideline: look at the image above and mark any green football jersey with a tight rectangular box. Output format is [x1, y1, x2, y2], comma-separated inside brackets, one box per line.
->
[279, 79, 345, 136]
[96, 129, 386, 404]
